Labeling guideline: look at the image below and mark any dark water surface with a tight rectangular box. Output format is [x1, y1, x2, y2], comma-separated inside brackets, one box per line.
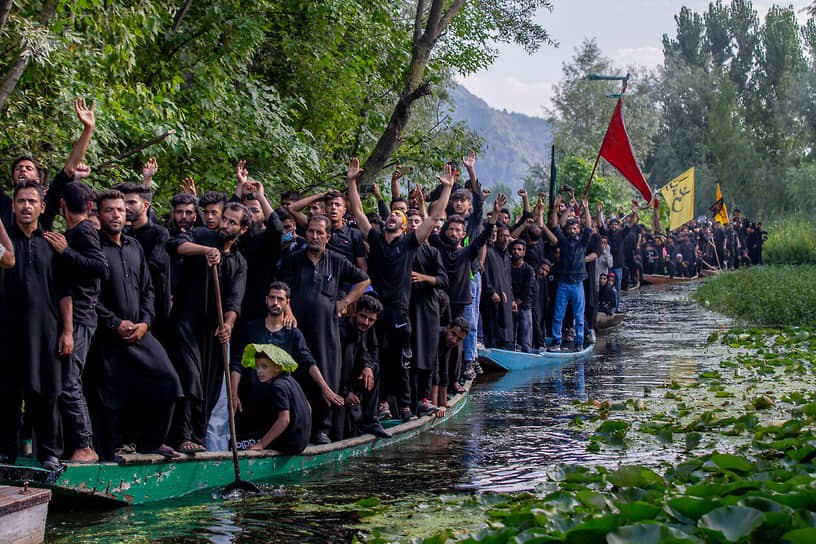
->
[47, 283, 730, 543]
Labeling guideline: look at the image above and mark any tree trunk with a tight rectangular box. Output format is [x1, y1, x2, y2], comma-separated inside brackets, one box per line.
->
[0, 0, 13, 35]
[0, 0, 60, 111]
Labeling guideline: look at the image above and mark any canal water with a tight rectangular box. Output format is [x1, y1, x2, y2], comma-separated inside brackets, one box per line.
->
[47, 282, 730, 543]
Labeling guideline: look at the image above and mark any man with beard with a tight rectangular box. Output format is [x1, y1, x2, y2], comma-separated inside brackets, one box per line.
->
[434, 316, 471, 412]
[338, 294, 391, 439]
[279, 214, 369, 443]
[405, 209, 447, 417]
[509, 240, 536, 352]
[0, 181, 72, 470]
[116, 182, 172, 340]
[545, 196, 593, 352]
[232, 161, 283, 325]
[43, 181, 109, 463]
[481, 224, 513, 349]
[345, 158, 453, 422]
[229, 282, 340, 433]
[199, 191, 228, 230]
[3, 99, 95, 231]
[166, 203, 249, 453]
[91, 190, 183, 460]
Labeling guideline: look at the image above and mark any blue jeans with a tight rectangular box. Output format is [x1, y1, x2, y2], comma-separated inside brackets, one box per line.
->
[552, 281, 585, 344]
[513, 308, 533, 352]
[610, 267, 622, 312]
[462, 271, 481, 361]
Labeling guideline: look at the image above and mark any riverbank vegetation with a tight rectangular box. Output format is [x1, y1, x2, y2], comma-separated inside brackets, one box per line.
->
[693, 266, 816, 326]
[762, 217, 816, 265]
[361, 328, 816, 543]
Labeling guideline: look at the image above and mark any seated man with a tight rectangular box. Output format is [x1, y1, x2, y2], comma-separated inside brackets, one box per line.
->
[598, 273, 616, 316]
[235, 344, 311, 455]
[339, 295, 391, 439]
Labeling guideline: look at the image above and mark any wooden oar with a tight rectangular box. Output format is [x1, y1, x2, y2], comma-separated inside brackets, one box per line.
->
[211, 265, 261, 496]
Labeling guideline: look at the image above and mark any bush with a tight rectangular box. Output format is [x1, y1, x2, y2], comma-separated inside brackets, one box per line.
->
[761, 216, 816, 265]
[694, 265, 816, 326]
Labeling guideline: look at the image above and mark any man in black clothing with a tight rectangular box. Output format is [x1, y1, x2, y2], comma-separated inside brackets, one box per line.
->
[279, 214, 369, 443]
[166, 203, 249, 452]
[3, 99, 96, 231]
[345, 158, 453, 422]
[338, 294, 391, 439]
[510, 240, 536, 352]
[597, 203, 638, 312]
[481, 225, 513, 349]
[168, 193, 200, 296]
[434, 317, 470, 412]
[0, 215, 13, 268]
[323, 190, 367, 272]
[0, 182, 73, 470]
[117, 182, 173, 340]
[44, 181, 109, 463]
[582, 228, 602, 345]
[91, 190, 183, 460]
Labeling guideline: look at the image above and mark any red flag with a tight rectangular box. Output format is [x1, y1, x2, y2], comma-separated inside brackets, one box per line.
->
[599, 99, 653, 203]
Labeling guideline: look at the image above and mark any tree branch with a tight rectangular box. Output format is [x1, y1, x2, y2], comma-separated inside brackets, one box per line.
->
[413, 0, 426, 46]
[0, 0, 13, 35]
[96, 130, 176, 170]
[172, 0, 194, 33]
[438, 0, 466, 38]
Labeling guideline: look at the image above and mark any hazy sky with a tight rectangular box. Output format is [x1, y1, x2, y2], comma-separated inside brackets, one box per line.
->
[459, 0, 812, 118]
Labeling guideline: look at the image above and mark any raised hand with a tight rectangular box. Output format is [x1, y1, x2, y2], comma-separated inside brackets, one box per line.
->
[391, 168, 404, 182]
[517, 188, 528, 198]
[75, 98, 95, 129]
[482, 188, 491, 200]
[581, 196, 589, 209]
[236, 160, 249, 185]
[597, 201, 604, 212]
[180, 177, 196, 196]
[462, 150, 476, 170]
[494, 193, 507, 214]
[346, 157, 363, 183]
[414, 184, 425, 208]
[436, 163, 455, 187]
[142, 157, 158, 184]
[372, 183, 382, 200]
[73, 163, 91, 181]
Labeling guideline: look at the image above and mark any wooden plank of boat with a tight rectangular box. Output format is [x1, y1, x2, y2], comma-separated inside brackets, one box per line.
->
[477, 343, 594, 372]
[595, 312, 625, 330]
[700, 268, 721, 277]
[0, 484, 51, 544]
[642, 273, 699, 285]
[0, 382, 472, 507]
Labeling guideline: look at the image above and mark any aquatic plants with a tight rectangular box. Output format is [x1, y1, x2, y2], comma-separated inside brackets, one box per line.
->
[362, 328, 816, 543]
[693, 266, 816, 326]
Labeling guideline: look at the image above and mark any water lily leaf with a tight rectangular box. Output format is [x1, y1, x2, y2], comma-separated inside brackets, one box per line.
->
[563, 515, 619, 544]
[356, 497, 381, 507]
[710, 453, 755, 473]
[685, 433, 702, 451]
[616, 501, 661, 522]
[574, 491, 606, 510]
[781, 528, 816, 544]
[666, 497, 720, 522]
[607, 522, 696, 544]
[699, 505, 764, 542]
[608, 466, 664, 489]
[513, 527, 561, 543]
[786, 445, 816, 463]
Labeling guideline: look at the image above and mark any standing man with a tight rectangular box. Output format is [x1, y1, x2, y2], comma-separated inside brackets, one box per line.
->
[481, 225, 513, 350]
[0, 181, 73, 470]
[509, 240, 536, 353]
[322, 190, 368, 272]
[44, 181, 109, 463]
[199, 191, 228, 230]
[167, 203, 249, 453]
[345, 158, 453, 422]
[92, 190, 183, 460]
[279, 214, 369, 443]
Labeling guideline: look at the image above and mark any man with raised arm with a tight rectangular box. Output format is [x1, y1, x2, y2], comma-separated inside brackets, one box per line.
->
[0, 181, 73, 470]
[278, 214, 369, 444]
[346, 158, 453, 422]
[2, 99, 95, 230]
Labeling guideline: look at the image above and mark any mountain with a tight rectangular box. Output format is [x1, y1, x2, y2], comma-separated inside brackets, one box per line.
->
[447, 84, 552, 191]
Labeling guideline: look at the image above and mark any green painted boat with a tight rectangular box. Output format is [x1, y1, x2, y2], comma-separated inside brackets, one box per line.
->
[0, 382, 471, 507]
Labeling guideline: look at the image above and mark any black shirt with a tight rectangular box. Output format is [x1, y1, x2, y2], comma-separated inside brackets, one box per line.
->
[366, 229, 419, 312]
[511, 262, 536, 309]
[128, 221, 171, 329]
[328, 223, 366, 264]
[230, 318, 317, 386]
[63, 219, 109, 327]
[431, 223, 493, 305]
[235, 213, 283, 323]
[237, 373, 311, 455]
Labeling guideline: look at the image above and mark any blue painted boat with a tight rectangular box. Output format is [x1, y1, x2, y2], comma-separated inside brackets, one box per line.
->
[477, 343, 594, 372]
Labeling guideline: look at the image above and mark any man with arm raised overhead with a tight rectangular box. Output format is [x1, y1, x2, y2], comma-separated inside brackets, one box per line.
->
[345, 158, 453, 422]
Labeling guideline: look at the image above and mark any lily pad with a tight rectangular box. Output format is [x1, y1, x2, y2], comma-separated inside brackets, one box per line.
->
[698, 505, 764, 542]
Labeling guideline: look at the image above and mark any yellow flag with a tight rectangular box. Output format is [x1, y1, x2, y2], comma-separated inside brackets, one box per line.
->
[712, 184, 729, 224]
[659, 168, 695, 231]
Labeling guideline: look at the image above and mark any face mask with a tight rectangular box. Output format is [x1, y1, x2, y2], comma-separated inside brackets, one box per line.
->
[282, 231, 294, 243]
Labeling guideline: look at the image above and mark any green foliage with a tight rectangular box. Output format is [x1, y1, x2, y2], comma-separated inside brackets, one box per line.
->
[693, 265, 816, 326]
[761, 216, 816, 265]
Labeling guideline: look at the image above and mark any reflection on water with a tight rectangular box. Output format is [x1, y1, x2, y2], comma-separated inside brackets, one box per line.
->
[47, 283, 730, 543]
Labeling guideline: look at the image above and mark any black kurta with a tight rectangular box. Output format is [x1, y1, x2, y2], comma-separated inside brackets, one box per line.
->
[481, 245, 513, 348]
[63, 219, 109, 327]
[410, 243, 448, 372]
[128, 222, 171, 337]
[166, 227, 247, 404]
[0, 223, 69, 396]
[431, 224, 492, 306]
[235, 212, 283, 324]
[93, 235, 182, 410]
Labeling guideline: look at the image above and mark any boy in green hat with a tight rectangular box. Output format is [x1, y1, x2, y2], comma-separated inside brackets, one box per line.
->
[236, 343, 311, 454]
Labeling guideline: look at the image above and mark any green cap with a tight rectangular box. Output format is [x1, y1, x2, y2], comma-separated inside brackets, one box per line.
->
[241, 343, 298, 373]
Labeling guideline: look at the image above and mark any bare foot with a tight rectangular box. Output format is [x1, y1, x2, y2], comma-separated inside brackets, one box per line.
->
[69, 447, 99, 463]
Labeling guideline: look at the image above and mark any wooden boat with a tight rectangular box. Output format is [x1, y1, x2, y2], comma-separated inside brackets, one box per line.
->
[0, 383, 471, 507]
[700, 268, 721, 277]
[0, 484, 51, 544]
[477, 342, 594, 372]
[595, 312, 625, 330]
[642, 273, 699, 285]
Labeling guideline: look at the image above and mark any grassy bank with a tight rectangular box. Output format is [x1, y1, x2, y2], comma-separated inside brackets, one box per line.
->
[693, 265, 816, 326]
[762, 216, 816, 265]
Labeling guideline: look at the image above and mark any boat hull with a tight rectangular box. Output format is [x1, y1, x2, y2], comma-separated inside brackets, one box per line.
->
[0, 383, 471, 506]
[642, 273, 699, 285]
[596, 312, 625, 330]
[477, 343, 593, 372]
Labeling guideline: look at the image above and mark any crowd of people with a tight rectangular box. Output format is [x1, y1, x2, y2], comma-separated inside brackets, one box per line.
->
[0, 100, 767, 470]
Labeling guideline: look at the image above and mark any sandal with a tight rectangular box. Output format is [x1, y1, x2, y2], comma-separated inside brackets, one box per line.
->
[179, 441, 207, 454]
[141, 444, 181, 459]
[114, 443, 136, 455]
